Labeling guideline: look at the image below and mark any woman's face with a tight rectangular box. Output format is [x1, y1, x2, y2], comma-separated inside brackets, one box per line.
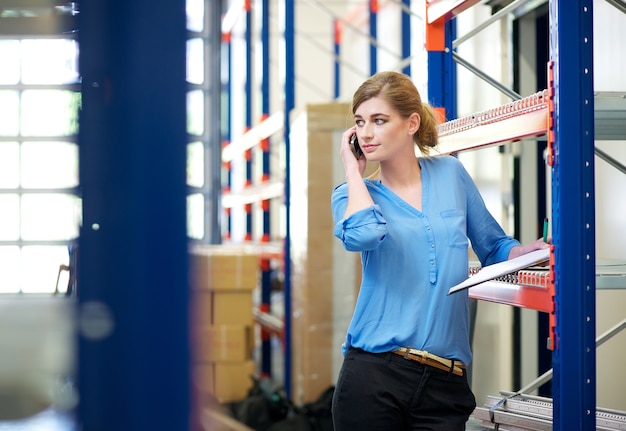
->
[353, 96, 416, 162]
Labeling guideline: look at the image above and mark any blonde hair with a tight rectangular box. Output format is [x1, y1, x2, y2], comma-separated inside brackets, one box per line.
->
[351, 71, 440, 155]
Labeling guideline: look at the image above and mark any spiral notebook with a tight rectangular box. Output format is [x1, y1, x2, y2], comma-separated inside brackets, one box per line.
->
[448, 248, 550, 294]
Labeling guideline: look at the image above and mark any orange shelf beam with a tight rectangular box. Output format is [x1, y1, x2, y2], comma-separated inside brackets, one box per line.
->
[466, 267, 553, 313]
[425, 0, 482, 24]
[434, 90, 549, 155]
[469, 280, 553, 313]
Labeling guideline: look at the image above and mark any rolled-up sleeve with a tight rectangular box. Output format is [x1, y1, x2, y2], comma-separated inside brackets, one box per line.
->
[334, 205, 387, 251]
[331, 183, 387, 251]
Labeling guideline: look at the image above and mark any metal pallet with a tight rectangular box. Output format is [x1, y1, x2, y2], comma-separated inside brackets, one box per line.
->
[470, 302, 626, 430]
[473, 391, 626, 430]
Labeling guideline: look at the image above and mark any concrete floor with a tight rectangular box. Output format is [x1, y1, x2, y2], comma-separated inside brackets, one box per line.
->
[0, 295, 491, 431]
[0, 409, 75, 431]
[0, 408, 490, 430]
[466, 416, 491, 430]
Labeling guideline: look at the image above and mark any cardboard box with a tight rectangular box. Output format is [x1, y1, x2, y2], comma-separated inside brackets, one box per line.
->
[192, 290, 254, 326]
[213, 291, 254, 325]
[194, 361, 255, 404]
[288, 103, 365, 404]
[195, 324, 254, 363]
[192, 290, 213, 325]
[190, 246, 259, 291]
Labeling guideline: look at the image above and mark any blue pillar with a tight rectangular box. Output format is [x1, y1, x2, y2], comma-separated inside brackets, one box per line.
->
[78, 0, 190, 429]
[549, 1, 596, 429]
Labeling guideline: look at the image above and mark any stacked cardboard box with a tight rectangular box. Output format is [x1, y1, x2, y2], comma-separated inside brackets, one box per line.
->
[289, 103, 376, 404]
[190, 245, 258, 404]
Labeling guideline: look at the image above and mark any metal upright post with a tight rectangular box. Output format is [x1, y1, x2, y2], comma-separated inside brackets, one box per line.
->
[369, 0, 378, 75]
[78, 0, 190, 429]
[549, 1, 596, 429]
[282, 0, 295, 399]
[427, 19, 457, 122]
[244, 1, 253, 242]
[401, 0, 411, 76]
[223, 28, 234, 241]
[333, 19, 341, 100]
[259, 0, 273, 379]
[209, 0, 223, 244]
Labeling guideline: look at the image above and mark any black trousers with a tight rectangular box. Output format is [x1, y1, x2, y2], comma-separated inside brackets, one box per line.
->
[332, 348, 476, 431]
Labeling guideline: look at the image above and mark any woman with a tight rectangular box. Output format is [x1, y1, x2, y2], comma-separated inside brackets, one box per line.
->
[330, 71, 547, 431]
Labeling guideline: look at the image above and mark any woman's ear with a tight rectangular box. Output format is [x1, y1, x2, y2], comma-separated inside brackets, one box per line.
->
[408, 113, 421, 135]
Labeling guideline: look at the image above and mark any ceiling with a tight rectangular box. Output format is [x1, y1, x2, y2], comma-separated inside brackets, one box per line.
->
[0, 0, 77, 37]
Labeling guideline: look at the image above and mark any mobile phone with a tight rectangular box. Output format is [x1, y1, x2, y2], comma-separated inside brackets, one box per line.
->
[350, 134, 363, 159]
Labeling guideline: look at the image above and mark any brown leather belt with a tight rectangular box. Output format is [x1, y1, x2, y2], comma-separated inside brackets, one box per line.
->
[392, 347, 466, 377]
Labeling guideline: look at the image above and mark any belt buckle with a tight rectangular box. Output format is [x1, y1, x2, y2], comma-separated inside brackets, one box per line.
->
[401, 347, 412, 360]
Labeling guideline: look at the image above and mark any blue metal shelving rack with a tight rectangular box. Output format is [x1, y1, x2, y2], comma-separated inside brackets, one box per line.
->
[425, 1, 597, 428]
[221, 1, 602, 424]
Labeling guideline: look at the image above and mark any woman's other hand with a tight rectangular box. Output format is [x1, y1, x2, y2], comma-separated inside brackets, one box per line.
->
[508, 236, 551, 260]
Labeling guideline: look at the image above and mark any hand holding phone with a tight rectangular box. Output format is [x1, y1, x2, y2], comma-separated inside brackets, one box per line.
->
[350, 134, 363, 159]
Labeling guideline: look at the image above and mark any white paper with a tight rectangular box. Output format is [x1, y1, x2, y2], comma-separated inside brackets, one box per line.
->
[448, 248, 550, 294]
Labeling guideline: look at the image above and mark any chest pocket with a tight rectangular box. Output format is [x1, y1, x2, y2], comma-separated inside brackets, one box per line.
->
[440, 209, 468, 249]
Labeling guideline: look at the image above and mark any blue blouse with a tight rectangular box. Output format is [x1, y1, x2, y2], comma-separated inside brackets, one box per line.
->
[331, 155, 520, 365]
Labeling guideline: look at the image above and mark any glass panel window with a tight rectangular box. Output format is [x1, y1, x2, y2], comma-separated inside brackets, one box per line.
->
[21, 90, 80, 136]
[187, 193, 204, 240]
[1, 35, 80, 295]
[21, 142, 79, 188]
[0, 90, 20, 136]
[21, 194, 81, 241]
[20, 245, 70, 294]
[186, 0, 204, 32]
[187, 89, 204, 136]
[187, 38, 204, 85]
[0, 40, 20, 85]
[0, 195, 20, 241]
[21, 39, 79, 85]
[187, 141, 204, 187]
[0, 142, 19, 187]
[0, 246, 20, 293]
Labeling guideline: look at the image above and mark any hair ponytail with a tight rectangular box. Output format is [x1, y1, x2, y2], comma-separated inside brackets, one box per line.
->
[415, 103, 440, 155]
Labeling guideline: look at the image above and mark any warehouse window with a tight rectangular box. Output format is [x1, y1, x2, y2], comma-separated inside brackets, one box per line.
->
[0, 38, 80, 294]
[0, 1, 213, 294]
[186, 0, 215, 242]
